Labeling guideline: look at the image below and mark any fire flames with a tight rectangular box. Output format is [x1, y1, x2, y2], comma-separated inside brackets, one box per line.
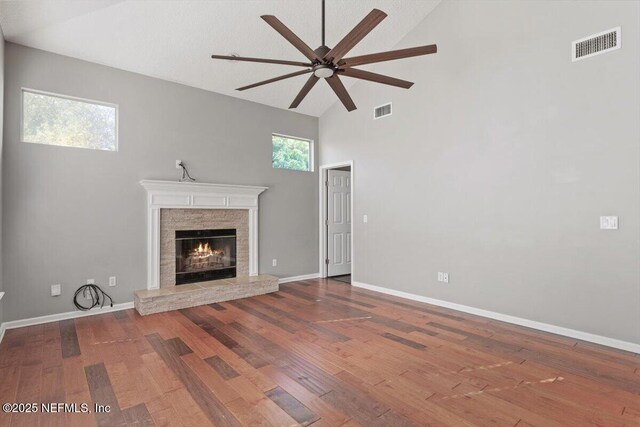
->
[191, 242, 223, 258]
[186, 242, 224, 271]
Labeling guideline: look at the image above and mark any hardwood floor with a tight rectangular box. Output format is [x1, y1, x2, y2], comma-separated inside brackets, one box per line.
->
[0, 278, 638, 426]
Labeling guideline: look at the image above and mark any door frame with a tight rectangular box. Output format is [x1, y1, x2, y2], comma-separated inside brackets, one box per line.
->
[319, 160, 354, 279]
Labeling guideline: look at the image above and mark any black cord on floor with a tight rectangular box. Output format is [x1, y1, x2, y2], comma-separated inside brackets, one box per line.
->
[73, 284, 114, 311]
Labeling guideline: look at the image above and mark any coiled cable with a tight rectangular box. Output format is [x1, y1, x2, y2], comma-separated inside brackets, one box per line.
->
[73, 284, 114, 311]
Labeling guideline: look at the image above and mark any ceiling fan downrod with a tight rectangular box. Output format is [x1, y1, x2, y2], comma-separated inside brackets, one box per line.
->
[321, 0, 325, 47]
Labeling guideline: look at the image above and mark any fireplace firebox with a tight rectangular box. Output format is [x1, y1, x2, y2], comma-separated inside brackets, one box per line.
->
[175, 229, 236, 285]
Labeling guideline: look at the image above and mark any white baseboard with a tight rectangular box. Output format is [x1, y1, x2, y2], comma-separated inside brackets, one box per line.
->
[279, 273, 320, 284]
[352, 281, 640, 354]
[0, 302, 135, 343]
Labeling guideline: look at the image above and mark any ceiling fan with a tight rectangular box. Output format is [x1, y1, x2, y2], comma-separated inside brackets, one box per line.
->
[211, 0, 437, 112]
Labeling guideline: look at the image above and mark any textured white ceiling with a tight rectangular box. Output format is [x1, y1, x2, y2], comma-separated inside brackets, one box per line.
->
[0, 0, 440, 116]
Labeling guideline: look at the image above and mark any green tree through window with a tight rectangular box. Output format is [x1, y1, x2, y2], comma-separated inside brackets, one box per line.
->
[272, 134, 311, 171]
[22, 90, 117, 151]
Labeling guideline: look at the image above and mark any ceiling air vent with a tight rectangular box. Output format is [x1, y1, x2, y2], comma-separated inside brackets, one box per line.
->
[374, 103, 392, 120]
[572, 27, 621, 62]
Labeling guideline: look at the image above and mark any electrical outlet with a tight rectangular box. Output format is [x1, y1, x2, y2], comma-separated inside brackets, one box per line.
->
[51, 284, 61, 297]
[86, 279, 95, 285]
[363, 215, 368, 223]
[176, 160, 182, 169]
[437, 272, 444, 282]
[272, 259, 277, 267]
[443, 273, 449, 283]
[600, 216, 618, 230]
[109, 276, 117, 287]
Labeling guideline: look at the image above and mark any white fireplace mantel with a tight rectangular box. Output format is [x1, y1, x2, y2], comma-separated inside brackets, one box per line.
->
[140, 180, 268, 290]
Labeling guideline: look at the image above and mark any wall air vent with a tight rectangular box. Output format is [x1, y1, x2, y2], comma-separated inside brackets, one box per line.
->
[374, 103, 392, 120]
[572, 27, 621, 62]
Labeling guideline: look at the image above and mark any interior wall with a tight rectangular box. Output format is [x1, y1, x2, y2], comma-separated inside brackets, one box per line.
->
[0, 28, 4, 325]
[319, 0, 640, 344]
[2, 43, 319, 322]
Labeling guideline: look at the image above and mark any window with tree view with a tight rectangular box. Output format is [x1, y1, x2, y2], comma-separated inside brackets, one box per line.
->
[272, 134, 312, 172]
[22, 89, 118, 151]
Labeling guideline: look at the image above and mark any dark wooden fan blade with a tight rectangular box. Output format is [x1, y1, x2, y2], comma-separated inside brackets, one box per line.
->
[339, 44, 437, 67]
[261, 15, 322, 62]
[211, 54, 312, 67]
[324, 9, 387, 63]
[236, 69, 312, 91]
[326, 75, 357, 111]
[338, 68, 413, 89]
[290, 75, 320, 109]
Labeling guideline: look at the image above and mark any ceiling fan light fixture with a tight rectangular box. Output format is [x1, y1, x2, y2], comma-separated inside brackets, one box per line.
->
[313, 64, 334, 79]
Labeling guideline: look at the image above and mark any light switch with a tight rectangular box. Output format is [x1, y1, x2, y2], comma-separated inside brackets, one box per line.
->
[600, 216, 618, 230]
[51, 284, 61, 297]
[363, 215, 368, 223]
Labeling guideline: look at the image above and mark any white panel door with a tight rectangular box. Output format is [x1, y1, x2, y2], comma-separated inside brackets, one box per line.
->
[327, 170, 351, 276]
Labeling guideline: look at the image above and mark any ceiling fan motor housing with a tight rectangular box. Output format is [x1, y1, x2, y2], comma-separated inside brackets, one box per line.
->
[314, 45, 331, 59]
[312, 46, 336, 78]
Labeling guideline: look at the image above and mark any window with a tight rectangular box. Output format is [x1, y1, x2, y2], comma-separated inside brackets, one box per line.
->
[272, 134, 313, 172]
[21, 89, 118, 151]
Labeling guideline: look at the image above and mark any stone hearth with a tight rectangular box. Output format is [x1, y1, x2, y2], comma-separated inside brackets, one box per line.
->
[134, 275, 278, 315]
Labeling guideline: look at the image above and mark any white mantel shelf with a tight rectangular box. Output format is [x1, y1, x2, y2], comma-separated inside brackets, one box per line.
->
[140, 180, 268, 207]
[141, 180, 268, 290]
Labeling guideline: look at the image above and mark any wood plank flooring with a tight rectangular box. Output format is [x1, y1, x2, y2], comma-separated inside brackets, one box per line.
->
[0, 278, 638, 426]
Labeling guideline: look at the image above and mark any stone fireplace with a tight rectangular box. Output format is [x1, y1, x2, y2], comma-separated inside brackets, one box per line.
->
[160, 209, 249, 286]
[134, 180, 278, 315]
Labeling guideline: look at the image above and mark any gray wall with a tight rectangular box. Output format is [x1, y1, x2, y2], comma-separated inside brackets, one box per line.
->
[319, 0, 640, 344]
[0, 29, 4, 324]
[3, 43, 318, 322]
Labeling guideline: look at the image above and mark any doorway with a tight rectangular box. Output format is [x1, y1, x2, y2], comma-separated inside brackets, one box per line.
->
[319, 161, 353, 282]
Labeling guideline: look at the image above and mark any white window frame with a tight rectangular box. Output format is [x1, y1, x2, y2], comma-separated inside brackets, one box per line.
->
[271, 133, 315, 172]
[21, 87, 119, 152]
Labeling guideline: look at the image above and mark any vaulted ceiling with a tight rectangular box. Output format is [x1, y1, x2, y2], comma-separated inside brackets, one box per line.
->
[0, 0, 440, 116]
